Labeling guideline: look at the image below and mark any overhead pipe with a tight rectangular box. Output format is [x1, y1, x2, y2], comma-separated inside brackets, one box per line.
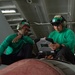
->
[34, 21, 75, 25]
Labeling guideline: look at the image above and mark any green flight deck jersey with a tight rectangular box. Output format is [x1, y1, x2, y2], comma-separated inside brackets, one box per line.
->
[0, 34, 34, 56]
[48, 28, 75, 54]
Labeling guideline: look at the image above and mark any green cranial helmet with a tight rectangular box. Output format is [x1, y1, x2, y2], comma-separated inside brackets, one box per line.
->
[50, 15, 66, 26]
[17, 19, 30, 30]
[20, 19, 30, 27]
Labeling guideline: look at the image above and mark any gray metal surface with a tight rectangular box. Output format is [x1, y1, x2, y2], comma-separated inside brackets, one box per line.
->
[0, 0, 75, 39]
[41, 59, 75, 75]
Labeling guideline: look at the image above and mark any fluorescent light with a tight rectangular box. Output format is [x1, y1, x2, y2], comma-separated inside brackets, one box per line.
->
[1, 10, 16, 13]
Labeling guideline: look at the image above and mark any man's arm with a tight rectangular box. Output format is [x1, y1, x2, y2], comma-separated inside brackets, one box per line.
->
[12, 33, 22, 43]
[0, 35, 12, 56]
[62, 30, 75, 53]
[12, 28, 27, 43]
[23, 36, 34, 45]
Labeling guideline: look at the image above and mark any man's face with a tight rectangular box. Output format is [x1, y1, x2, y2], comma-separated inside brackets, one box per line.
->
[21, 26, 30, 35]
[53, 23, 63, 32]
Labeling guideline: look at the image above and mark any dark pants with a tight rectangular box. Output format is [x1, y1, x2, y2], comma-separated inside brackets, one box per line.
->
[1, 43, 33, 65]
[54, 46, 75, 64]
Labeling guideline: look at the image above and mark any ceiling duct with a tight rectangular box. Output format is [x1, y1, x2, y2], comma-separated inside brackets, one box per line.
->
[26, 0, 32, 4]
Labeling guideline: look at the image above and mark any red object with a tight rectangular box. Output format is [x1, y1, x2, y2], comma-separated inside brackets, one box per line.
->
[0, 59, 64, 75]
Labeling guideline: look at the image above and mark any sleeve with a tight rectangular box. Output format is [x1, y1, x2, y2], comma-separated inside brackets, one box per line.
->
[48, 31, 55, 39]
[0, 35, 12, 56]
[63, 30, 75, 52]
[48, 32, 53, 38]
[23, 36, 34, 45]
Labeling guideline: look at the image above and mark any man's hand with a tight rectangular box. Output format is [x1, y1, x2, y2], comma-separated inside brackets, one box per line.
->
[48, 43, 60, 50]
[45, 55, 53, 59]
[12, 34, 22, 43]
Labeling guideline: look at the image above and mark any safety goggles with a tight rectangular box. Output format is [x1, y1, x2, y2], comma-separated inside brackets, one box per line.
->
[51, 22, 61, 26]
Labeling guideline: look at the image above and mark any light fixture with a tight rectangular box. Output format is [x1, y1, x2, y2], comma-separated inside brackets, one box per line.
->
[1, 10, 16, 13]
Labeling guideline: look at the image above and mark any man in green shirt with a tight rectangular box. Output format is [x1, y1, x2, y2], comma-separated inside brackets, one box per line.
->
[0, 20, 34, 65]
[48, 15, 75, 64]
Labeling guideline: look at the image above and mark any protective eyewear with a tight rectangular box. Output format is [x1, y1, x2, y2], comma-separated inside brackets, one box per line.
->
[51, 22, 61, 26]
